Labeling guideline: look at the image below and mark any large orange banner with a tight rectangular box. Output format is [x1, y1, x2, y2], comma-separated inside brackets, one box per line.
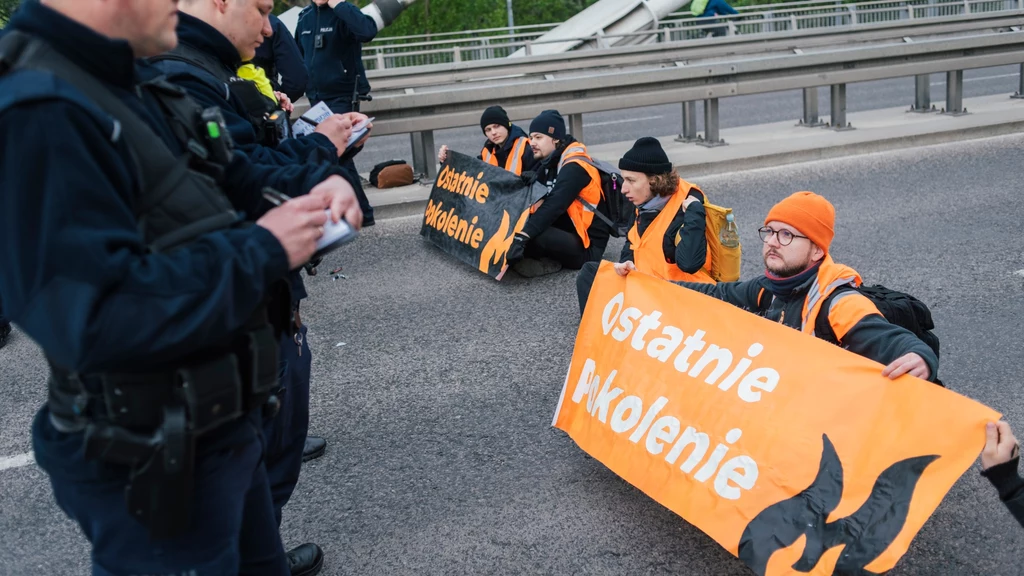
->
[553, 263, 999, 575]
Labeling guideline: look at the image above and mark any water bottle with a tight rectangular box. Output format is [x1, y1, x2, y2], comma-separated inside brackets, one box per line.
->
[720, 213, 740, 248]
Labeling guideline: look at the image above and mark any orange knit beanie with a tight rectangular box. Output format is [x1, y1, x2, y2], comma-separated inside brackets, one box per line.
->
[764, 191, 835, 252]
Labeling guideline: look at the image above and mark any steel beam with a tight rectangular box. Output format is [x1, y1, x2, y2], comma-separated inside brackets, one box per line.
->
[909, 73, 938, 112]
[1013, 63, 1024, 99]
[675, 101, 699, 142]
[830, 84, 854, 130]
[942, 69, 968, 114]
[697, 99, 727, 147]
[568, 113, 585, 141]
[409, 130, 437, 179]
[798, 87, 826, 127]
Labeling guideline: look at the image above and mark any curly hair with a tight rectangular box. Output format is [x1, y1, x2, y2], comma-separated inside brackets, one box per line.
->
[648, 170, 680, 197]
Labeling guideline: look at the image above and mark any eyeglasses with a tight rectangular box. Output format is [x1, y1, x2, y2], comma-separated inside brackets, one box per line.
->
[758, 226, 808, 246]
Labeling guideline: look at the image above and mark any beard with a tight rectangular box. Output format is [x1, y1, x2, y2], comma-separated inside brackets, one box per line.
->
[764, 253, 808, 278]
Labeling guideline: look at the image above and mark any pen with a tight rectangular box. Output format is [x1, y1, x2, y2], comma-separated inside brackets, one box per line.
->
[297, 116, 320, 128]
[261, 188, 292, 207]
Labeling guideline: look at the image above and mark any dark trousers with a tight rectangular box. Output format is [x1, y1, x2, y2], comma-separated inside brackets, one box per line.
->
[576, 260, 602, 316]
[33, 407, 288, 575]
[524, 226, 606, 271]
[263, 323, 312, 526]
[324, 98, 374, 222]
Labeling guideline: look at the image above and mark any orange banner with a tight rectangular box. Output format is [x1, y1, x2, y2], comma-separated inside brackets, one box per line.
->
[553, 263, 999, 576]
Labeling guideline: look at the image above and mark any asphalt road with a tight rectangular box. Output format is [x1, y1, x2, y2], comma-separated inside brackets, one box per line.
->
[355, 64, 1024, 172]
[2, 133, 1023, 575]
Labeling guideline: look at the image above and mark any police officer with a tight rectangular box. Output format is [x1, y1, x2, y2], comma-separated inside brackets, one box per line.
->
[296, 0, 379, 225]
[150, 2, 367, 572]
[0, 0, 362, 573]
[0, 294, 10, 350]
[253, 13, 308, 103]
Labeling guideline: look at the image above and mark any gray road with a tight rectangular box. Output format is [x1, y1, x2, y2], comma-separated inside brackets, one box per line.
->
[355, 65, 1023, 172]
[2, 133, 1023, 575]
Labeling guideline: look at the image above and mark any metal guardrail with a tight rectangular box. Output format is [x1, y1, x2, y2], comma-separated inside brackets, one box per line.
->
[361, 0, 1024, 70]
[366, 11, 1024, 92]
[349, 27, 1024, 176]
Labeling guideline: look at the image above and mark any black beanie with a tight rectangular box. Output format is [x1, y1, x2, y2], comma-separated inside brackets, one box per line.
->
[618, 137, 672, 174]
[480, 105, 511, 133]
[529, 109, 566, 141]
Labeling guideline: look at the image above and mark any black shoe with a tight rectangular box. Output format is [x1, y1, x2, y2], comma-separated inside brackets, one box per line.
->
[302, 436, 327, 462]
[287, 543, 324, 576]
[362, 215, 375, 227]
[512, 257, 563, 278]
[0, 324, 10, 350]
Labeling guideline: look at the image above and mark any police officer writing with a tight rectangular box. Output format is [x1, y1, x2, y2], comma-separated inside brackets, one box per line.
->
[576, 137, 713, 315]
[437, 105, 537, 176]
[0, 0, 361, 574]
[504, 110, 611, 277]
[297, 0, 379, 225]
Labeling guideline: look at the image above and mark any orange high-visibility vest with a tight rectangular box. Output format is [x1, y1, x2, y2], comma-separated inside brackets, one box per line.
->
[481, 136, 530, 176]
[557, 143, 603, 249]
[626, 180, 715, 284]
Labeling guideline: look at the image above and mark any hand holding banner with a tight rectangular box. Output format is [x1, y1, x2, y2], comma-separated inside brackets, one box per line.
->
[553, 263, 999, 575]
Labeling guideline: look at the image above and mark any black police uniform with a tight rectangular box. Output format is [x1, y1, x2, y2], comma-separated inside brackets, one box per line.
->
[253, 13, 308, 103]
[0, 2, 329, 573]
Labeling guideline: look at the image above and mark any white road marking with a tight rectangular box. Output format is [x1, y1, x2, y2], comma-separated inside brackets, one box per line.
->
[585, 115, 664, 127]
[0, 452, 34, 471]
[930, 73, 1019, 87]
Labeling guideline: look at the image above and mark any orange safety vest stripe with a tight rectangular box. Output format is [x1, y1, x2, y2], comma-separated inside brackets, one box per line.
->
[799, 254, 864, 334]
[480, 137, 528, 176]
[625, 181, 715, 284]
[823, 290, 884, 340]
[558, 143, 602, 249]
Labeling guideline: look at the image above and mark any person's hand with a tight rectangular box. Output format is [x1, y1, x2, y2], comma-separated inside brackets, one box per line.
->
[438, 145, 449, 164]
[309, 174, 363, 230]
[882, 352, 930, 380]
[314, 114, 354, 158]
[256, 194, 330, 270]
[981, 421, 1019, 470]
[682, 195, 701, 210]
[505, 232, 529, 265]
[340, 112, 371, 148]
[275, 92, 294, 113]
[614, 261, 637, 277]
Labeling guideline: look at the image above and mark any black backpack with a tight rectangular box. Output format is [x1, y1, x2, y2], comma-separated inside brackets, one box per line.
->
[815, 285, 942, 379]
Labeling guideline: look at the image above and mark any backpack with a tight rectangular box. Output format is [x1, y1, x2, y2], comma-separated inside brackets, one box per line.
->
[700, 200, 742, 282]
[559, 150, 631, 237]
[370, 160, 414, 188]
[815, 284, 942, 382]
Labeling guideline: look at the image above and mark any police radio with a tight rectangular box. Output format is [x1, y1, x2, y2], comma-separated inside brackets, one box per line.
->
[200, 107, 235, 166]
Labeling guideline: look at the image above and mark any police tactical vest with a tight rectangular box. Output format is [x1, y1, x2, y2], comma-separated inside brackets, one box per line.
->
[0, 31, 282, 429]
[150, 43, 280, 146]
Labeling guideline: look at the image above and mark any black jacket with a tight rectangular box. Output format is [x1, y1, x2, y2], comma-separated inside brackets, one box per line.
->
[982, 457, 1024, 528]
[252, 14, 308, 102]
[522, 137, 610, 251]
[0, 2, 305, 372]
[677, 260, 940, 382]
[621, 189, 707, 275]
[296, 1, 377, 102]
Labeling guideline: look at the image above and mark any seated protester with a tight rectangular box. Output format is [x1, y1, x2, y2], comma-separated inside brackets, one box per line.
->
[980, 420, 1024, 528]
[504, 110, 611, 277]
[437, 106, 536, 176]
[576, 137, 713, 315]
[630, 191, 941, 383]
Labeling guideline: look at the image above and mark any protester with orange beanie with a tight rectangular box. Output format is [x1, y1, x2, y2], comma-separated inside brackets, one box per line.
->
[617, 191, 940, 382]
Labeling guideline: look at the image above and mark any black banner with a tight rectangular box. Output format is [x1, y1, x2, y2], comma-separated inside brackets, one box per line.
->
[420, 151, 533, 279]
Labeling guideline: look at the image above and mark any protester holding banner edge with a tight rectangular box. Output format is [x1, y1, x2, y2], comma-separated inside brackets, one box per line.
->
[981, 420, 1024, 527]
[643, 191, 940, 382]
[438, 105, 536, 177]
[504, 110, 612, 277]
[576, 137, 713, 315]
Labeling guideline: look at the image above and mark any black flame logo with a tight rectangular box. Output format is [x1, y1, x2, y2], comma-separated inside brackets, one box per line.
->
[738, 434, 938, 575]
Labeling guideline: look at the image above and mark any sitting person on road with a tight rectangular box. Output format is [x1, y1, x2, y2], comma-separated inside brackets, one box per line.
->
[980, 420, 1024, 528]
[622, 191, 940, 382]
[437, 106, 536, 176]
[576, 137, 714, 315]
[504, 110, 611, 277]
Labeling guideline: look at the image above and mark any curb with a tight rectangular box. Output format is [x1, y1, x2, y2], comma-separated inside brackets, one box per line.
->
[369, 118, 1024, 221]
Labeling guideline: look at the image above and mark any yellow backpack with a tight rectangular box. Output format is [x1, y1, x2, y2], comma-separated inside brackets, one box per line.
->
[702, 202, 742, 282]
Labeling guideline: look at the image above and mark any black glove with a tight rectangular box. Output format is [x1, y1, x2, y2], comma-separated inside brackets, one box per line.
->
[505, 232, 529, 265]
